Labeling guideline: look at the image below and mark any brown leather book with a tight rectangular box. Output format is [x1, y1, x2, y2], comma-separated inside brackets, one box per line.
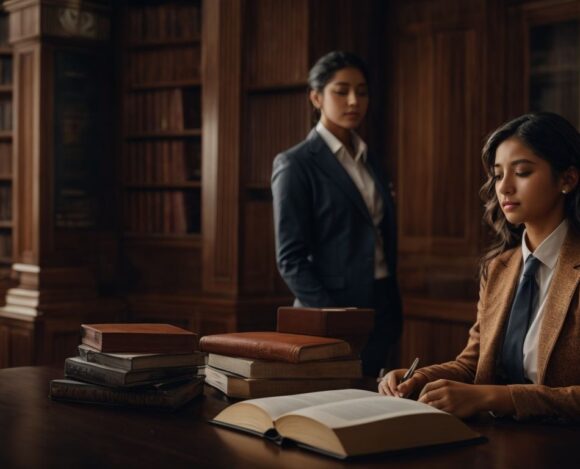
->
[81, 323, 197, 353]
[276, 307, 374, 336]
[198, 332, 351, 363]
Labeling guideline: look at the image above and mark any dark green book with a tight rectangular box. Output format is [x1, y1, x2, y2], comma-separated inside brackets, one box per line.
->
[49, 377, 203, 410]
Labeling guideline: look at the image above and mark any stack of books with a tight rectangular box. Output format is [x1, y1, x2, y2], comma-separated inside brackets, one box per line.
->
[199, 331, 362, 399]
[49, 323, 206, 410]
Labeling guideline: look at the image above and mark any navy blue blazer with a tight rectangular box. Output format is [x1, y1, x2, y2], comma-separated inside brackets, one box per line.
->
[272, 128, 399, 309]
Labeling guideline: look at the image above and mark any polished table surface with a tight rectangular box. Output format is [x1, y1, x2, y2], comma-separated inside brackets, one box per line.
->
[1, 367, 579, 468]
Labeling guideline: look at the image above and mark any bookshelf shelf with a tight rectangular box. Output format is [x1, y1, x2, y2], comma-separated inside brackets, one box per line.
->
[0, 173, 11, 180]
[0, 131, 12, 141]
[123, 233, 202, 246]
[130, 80, 201, 91]
[128, 38, 201, 50]
[126, 129, 202, 140]
[0, 221, 12, 228]
[0, 84, 11, 93]
[247, 82, 308, 94]
[0, 46, 10, 55]
[124, 181, 201, 189]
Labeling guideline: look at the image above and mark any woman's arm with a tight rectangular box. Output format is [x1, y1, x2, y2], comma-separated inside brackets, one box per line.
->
[271, 152, 333, 307]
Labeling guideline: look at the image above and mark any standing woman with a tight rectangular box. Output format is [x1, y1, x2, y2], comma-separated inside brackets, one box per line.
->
[271, 51, 402, 377]
[380, 112, 580, 422]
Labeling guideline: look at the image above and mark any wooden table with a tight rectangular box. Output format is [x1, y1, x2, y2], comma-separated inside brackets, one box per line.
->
[1, 367, 579, 468]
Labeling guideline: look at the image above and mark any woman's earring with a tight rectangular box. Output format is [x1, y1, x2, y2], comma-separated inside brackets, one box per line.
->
[562, 189, 568, 194]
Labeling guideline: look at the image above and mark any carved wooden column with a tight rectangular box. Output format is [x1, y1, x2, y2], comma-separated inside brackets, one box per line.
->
[0, 0, 122, 367]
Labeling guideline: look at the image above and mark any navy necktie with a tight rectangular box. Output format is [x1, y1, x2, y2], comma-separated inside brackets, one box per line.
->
[500, 255, 541, 384]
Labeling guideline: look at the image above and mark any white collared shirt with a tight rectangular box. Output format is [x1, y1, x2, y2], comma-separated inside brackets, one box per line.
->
[520, 219, 568, 383]
[315, 121, 388, 278]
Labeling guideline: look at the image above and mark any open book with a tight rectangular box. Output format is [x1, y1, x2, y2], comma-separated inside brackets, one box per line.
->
[210, 389, 481, 459]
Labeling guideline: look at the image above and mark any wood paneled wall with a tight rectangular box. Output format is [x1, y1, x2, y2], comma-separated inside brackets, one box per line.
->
[391, 0, 509, 366]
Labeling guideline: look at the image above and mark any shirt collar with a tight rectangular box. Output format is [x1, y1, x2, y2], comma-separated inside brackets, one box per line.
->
[315, 121, 367, 162]
[522, 219, 569, 270]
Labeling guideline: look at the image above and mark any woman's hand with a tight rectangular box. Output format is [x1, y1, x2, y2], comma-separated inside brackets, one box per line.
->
[378, 369, 428, 398]
[418, 380, 515, 418]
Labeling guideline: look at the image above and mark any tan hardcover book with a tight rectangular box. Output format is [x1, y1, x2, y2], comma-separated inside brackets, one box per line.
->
[198, 332, 351, 363]
[211, 389, 482, 459]
[208, 354, 362, 379]
[78, 344, 206, 371]
[81, 323, 197, 353]
[204, 366, 352, 399]
[276, 307, 374, 337]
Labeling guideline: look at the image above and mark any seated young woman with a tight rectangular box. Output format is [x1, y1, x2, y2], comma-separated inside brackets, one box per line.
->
[379, 112, 580, 422]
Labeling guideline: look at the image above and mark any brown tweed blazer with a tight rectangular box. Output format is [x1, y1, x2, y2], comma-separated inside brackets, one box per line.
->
[417, 229, 580, 422]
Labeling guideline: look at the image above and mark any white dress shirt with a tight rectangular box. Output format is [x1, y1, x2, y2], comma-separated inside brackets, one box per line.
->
[520, 219, 568, 383]
[315, 121, 388, 279]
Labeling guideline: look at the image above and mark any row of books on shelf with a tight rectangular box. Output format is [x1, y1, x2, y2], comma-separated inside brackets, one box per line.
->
[0, 142, 11, 173]
[0, 232, 11, 259]
[123, 190, 200, 234]
[0, 185, 11, 220]
[123, 140, 201, 184]
[0, 98, 12, 131]
[0, 56, 12, 85]
[128, 48, 200, 85]
[125, 88, 200, 134]
[127, 3, 201, 44]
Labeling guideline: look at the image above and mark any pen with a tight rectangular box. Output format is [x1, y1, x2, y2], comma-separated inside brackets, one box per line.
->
[400, 357, 420, 383]
[376, 357, 420, 384]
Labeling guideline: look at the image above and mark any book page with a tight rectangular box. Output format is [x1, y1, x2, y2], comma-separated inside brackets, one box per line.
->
[284, 395, 444, 429]
[249, 389, 375, 420]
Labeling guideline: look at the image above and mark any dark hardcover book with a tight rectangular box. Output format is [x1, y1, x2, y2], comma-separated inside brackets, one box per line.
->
[49, 377, 203, 410]
[64, 356, 198, 388]
[80, 323, 197, 353]
[78, 344, 207, 371]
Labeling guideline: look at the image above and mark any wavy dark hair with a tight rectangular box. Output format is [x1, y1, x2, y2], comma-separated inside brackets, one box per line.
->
[479, 112, 580, 278]
[307, 51, 369, 122]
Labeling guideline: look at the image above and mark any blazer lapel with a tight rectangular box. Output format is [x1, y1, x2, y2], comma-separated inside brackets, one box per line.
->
[307, 129, 374, 226]
[477, 248, 522, 383]
[536, 230, 580, 383]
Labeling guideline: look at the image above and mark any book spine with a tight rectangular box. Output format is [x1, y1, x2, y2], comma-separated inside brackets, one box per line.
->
[65, 358, 124, 386]
[81, 327, 103, 350]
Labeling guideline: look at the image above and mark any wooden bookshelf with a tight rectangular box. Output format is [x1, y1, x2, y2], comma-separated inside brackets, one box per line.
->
[120, 1, 203, 308]
[527, 18, 580, 127]
[0, 6, 13, 294]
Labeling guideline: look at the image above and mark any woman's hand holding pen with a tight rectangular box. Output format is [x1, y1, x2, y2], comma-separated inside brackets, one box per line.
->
[378, 369, 428, 397]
